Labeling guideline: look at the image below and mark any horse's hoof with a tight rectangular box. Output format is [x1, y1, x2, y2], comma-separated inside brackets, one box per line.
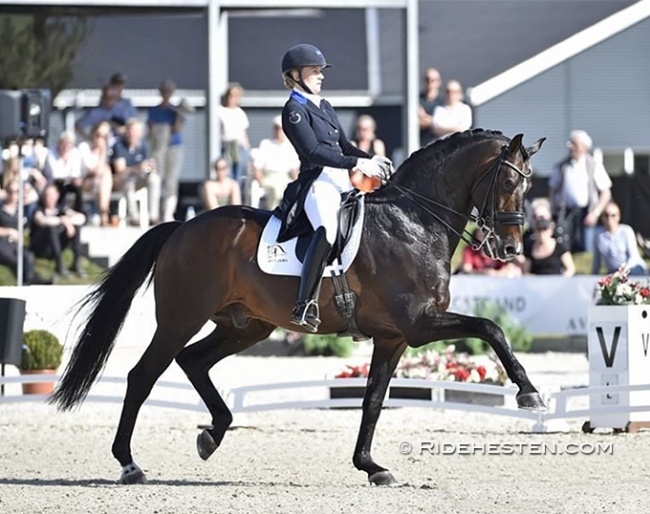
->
[368, 470, 399, 487]
[197, 429, 219, 461]
[118, 463, 147, 485]
[517, 392, 546, 411]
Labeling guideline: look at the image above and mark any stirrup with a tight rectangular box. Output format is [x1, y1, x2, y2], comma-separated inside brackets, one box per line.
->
[290, 300, 320, 333]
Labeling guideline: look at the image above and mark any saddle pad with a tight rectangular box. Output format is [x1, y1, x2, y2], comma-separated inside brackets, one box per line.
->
[257, 199, 365, 277]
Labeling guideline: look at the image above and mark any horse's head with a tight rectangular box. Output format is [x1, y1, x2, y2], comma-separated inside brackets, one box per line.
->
[471, 134, 545, 261]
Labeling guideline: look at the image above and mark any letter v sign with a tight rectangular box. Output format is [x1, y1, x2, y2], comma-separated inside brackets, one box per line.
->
[643, 333, 650, 357]
[596, 326, 621, 367]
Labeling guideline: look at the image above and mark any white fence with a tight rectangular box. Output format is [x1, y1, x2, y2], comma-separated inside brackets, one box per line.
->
[3, 374, 650, 434]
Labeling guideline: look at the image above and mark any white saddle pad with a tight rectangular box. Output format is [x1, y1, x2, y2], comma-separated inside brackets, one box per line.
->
[257, 199, 365, 277]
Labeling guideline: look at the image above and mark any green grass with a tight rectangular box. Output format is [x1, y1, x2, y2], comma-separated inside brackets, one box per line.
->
[0, 248, 105, 286]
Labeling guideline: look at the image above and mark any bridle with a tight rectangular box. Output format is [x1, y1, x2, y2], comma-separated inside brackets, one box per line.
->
[388, 144, 532, 251]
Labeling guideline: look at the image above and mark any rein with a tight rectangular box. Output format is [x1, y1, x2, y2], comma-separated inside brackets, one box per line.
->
[387, 145, 531, 251]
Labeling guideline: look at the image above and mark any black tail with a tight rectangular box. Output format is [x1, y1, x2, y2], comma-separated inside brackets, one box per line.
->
[51, 221, 182, 410]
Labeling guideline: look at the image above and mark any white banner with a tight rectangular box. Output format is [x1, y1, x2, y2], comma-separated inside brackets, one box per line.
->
[0, 276, 607, 350]
[449, 275, 602, 336]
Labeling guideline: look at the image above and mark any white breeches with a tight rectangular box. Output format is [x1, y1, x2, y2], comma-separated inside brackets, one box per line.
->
[303, 167, 353, 245]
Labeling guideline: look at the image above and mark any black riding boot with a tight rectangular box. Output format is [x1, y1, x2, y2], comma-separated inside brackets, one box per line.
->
[290, 227, 332, 333]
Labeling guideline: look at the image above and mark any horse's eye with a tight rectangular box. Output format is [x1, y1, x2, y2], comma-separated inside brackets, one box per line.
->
[503, 178, 516, 191]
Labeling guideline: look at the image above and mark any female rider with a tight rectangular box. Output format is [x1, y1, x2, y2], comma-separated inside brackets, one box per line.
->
[274, 43, 392, 332]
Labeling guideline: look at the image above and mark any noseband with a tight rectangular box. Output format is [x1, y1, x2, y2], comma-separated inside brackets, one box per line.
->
[470, 145, 531, 250]
[388, 144, 531, 251]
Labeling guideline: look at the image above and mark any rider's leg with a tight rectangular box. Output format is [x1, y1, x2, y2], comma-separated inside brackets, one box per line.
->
[290, 178, 340, 332]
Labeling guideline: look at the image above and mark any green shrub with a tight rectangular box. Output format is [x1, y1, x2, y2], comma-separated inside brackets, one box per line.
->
[303, 333, 354, 357]
[21, 329, 63, 370]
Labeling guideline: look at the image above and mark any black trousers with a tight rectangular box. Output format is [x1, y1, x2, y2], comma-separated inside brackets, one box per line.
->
[555, 206, 588, 253]
[0, 238, 37, 283]
[30, 225, 82, 271]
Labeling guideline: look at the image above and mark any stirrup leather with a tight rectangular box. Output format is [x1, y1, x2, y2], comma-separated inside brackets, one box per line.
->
[291, 299, 321, 332]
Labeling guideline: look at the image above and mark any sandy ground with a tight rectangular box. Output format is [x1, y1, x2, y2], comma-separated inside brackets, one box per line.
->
[1, 349, 649, 514]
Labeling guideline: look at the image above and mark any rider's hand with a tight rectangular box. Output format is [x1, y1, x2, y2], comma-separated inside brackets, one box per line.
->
[354, 158, 383, 178]
[371, 155, 394, 178]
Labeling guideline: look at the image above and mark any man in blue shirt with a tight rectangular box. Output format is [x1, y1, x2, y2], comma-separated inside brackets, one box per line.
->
[148, 79, 185, 222]
[112, 119, 161, 225]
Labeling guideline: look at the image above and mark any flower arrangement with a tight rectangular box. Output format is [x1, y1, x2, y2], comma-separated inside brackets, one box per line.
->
[595, 266, 650, 306]
[334, 345, 507, 386]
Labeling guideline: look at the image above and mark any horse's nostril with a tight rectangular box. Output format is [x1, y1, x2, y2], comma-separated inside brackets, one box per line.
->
[505, 245, 517, 256]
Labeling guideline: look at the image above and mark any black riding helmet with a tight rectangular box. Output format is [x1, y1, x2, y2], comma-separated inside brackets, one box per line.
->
[281, 44, 331, 94]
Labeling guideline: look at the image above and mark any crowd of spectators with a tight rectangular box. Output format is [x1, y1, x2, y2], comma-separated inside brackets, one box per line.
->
[1, 67, 647, 284]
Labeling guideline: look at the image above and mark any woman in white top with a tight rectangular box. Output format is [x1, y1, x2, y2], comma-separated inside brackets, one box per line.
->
[218, 83, 250, 183]
[432, 80, 473, 139]
[78, 121, 114, 226]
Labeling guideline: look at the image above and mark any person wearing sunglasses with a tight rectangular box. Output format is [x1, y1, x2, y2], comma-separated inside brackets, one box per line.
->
[592, 201, 646, 276]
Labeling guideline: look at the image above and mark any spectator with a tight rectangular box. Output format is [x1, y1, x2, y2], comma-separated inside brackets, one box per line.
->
[43, 131, 84, 213]
[78, 121, 114, 226]
[352, 114, 386, 157]
[202, 157, 241, 210]
[458, 228, 522, 277]
[218, 83, 250, 183]
[108, 72, 138, 135]
[1, 142, 43, 216]
[75, 85, 120, 142]
[548, 129, 612, 254]
[0, 181, 50, 285]
[148, 79, 185, 222]
[418, 67, 443, 147]
[112, 118, 161, 226]
[252, 116, 299, 209]
[523, 216, 575, 276]
[432, 80, 473, 140]
[592, 201, 646, 276]
[30, 184, 86, 278]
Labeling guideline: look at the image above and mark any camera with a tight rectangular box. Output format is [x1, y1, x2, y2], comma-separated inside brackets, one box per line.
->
[0, 89, 51, 141]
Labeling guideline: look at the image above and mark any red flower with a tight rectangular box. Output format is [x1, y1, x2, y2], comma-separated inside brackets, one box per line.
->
[454, 368, 471, 381]
[476, 365, 487, 380]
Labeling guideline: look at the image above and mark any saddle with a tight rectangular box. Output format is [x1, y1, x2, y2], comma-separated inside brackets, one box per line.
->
[256, 191, 369, 341]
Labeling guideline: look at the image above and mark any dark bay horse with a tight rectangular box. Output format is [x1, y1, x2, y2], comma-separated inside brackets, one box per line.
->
[52, 129, 546, 486]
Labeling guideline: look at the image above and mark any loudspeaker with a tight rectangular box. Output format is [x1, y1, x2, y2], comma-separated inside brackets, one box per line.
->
[0, 90, 23, 140]
[21, 89, 50, 139]
[0, 298, 26, 367]
[0, 89, 50, 140]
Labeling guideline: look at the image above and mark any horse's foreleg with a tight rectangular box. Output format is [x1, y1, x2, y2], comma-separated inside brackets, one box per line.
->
[112, 327, 191, 484]
[176, 319, 275, 461]
[352, 338, 407, 486]
[408, 311, 544, 409]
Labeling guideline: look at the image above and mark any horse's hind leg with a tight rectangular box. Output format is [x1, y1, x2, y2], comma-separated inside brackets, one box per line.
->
[112, 326, 194, 484]
[352, 338, 407, 486]
[175, 318, 275, 461]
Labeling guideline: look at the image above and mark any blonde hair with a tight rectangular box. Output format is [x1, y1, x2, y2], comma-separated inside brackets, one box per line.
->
[282, 70, 298, 90]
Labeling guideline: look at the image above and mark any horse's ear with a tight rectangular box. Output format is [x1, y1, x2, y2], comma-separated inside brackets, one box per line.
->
[507, 134, 524, 155]
[525, 137, 546, 158]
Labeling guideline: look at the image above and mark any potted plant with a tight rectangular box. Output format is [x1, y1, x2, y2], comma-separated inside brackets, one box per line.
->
[20, 329, 63, 395]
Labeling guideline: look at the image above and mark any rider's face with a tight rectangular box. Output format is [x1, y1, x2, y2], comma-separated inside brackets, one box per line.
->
[299, 66, 324, 94]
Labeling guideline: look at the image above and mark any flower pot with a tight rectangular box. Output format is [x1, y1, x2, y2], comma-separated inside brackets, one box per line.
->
[444, 389, 504, 406]
[20, 369, 57, 395]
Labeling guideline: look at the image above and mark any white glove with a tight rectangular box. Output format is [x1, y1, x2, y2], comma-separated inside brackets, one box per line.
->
[371, 155, 394, 178]
[354, 158, 383, 178]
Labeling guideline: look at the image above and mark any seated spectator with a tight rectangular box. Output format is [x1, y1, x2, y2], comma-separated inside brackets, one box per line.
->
[458, 228, 522, 277]
[43, 131, 84, 213]
[592, 201, 646, 276]
[0, 182, 50, 285]
[30, 184, 86, 278]
[252, 116, 299, 209]
[432, 80, 472, 140]
[352, 114, 386, 157]
[79, 121, 114, 226]
[112, 119, 161, 226]
[202, 157, 241, 210]
[523, 216, 575, 276]
[1, 143, 42, 218]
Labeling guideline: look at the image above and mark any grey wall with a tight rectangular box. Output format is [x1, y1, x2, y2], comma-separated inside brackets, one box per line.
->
[474, 15, 650, 177]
